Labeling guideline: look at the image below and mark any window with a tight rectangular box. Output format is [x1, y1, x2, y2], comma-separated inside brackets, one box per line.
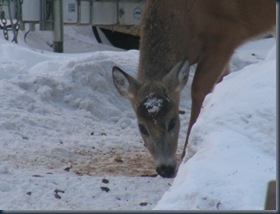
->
[68, 3, 76, 12]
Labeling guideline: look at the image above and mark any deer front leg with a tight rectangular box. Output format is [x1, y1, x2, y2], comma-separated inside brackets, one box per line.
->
[181, 50, 233, 160]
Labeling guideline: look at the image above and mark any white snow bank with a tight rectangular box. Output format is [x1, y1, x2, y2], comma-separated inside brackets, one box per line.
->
[154, 44, 276, 210]
[1, 38, 173, 210]
[1, 42, 138, 122]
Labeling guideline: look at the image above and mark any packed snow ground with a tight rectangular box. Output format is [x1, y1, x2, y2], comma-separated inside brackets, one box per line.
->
[0, 26, 276, 210]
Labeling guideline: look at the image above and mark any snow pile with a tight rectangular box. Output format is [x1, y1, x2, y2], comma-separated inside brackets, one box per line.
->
[0, 41, 138, 121]
[0, 35, 173, 210]
[154, 44, 276, 210]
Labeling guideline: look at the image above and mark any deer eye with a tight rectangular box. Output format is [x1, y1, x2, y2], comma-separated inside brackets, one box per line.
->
[138, 124, 149, 136]
[167, 118, 176, 132]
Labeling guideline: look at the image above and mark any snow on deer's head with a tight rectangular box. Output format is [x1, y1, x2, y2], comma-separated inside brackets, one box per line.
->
[112, 59, 189, 178]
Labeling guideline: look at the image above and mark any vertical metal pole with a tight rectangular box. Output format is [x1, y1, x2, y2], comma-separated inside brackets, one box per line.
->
[39, 0, 46, 31]
[53, 0, 63, 53]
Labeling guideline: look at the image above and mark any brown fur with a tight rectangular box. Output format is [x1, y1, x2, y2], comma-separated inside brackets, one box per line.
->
[112, 0, 275, 177]
[139, 0, 276, 159]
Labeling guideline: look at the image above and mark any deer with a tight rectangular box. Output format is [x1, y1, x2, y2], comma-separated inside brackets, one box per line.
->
[112, 0, 276, 178]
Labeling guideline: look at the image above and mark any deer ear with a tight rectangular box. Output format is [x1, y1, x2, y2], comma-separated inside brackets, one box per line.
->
[163, 58, 190, 92]
[112, 66, 140, 99]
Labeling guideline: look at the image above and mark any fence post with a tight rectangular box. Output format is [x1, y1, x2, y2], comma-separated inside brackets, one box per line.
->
[53, 0, 63, 53]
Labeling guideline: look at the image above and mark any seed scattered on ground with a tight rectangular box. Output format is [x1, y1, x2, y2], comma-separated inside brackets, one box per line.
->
[102, 178, 109, 184]
[139, 202, 148, 206]
[54, 189, 65, 199]
[114, 157, 123, 163]
[100, 186, 110, 193]
[64, 166, 72, 172]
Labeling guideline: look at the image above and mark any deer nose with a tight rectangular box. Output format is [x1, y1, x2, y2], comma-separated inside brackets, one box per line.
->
[156, 165, 176, 178]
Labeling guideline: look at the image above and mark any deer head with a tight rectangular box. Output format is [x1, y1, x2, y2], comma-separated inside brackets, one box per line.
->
[112, 59, 190, 178]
